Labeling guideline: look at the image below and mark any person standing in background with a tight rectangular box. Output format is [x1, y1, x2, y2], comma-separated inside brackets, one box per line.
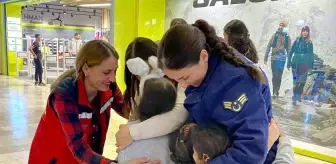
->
[29, 34, 45, 86]
[287, 26, 314, 105]
[70, 33, 82, 56]
[223, 19, 259, 63]
[265, 20, 292, 98]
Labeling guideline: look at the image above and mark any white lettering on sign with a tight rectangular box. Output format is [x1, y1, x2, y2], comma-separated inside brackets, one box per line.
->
[22, 14, 43, 21]
[79, 112, 93, 119]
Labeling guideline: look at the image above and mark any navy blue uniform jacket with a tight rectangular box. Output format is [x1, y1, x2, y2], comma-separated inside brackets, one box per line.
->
[185, 53, 277, 164]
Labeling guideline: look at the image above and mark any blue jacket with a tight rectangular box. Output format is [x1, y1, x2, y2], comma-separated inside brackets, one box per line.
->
[184, 53, 277, 164]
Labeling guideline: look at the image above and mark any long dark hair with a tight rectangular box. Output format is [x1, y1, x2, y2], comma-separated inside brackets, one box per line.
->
[124, 37, 158, 112]
[301, 26, 311, 42]
[138, 78, 177, 121]
[224, 19, 258, 63]
[158, 19, 264, 83]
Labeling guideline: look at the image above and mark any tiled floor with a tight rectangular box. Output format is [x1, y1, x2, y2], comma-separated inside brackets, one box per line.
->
[0, 75, 332, 164]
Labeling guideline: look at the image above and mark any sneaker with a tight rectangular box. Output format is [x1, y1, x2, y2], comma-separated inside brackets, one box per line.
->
[34, 81, 38, 85]
[39, 82, 46, 86]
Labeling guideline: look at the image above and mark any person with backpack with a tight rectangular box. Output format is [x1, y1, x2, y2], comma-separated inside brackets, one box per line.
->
[265, 20, 292, 98]
[287, 26, 314, 105]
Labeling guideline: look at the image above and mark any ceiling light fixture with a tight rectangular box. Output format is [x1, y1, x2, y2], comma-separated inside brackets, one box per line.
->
[79, 3, 110, 7]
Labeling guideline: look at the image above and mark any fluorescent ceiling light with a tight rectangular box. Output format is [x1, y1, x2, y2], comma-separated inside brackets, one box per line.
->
[79, 3, 110, 7]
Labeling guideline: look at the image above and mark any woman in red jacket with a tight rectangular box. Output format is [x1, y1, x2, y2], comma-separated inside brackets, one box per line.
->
[29, 40, 160, 164]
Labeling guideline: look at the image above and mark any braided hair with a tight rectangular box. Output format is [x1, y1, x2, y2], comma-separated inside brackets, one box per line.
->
[158, 19, 264, 83]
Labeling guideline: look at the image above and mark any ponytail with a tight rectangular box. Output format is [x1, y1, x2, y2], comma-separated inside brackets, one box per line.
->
[50, 68, 77, 91]
[193, 20, 264, 83]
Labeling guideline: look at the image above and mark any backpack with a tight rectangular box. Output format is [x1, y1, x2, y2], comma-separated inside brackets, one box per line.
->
[272, 33, 289, 50]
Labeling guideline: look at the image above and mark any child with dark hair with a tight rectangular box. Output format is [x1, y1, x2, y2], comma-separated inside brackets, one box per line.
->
[170, 18, 188, 28]
[118, 78, 177, 164]
[170, 120, 294, 164]
[138, 78, 177, 122]
[115, 37, 188, 155]
[191, 124, 230, 164]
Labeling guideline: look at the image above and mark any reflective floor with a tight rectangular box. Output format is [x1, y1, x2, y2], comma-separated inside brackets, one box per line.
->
[0, 75, 331, 164]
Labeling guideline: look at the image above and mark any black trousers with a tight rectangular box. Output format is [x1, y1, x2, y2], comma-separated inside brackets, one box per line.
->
[34, 58, 43, 83]
[292, 64, 309, 97]
[271, 59, 286, 95]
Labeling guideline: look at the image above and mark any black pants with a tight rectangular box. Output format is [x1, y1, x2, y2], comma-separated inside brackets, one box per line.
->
[292, 64, 309, 101]
[271, 58, 286, 95]
[34, 58, 43, 83]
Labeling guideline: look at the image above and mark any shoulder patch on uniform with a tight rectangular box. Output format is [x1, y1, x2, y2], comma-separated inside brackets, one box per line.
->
[223, 93, 248, 112]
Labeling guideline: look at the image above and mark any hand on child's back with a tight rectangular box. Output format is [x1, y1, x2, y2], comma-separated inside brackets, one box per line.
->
[116, 124, 133, 152]
[268, 119, 281, 151]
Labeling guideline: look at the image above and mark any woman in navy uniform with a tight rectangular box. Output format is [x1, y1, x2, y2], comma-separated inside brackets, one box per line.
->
[157, 20, 277, 164]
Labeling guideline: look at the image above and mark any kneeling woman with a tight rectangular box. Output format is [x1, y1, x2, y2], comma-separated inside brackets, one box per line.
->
[29, 40, 156, 164]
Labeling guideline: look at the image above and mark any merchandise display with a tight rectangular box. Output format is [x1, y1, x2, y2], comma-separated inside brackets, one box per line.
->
[15, 37, 91, 82]
[2, 2, 105, 78]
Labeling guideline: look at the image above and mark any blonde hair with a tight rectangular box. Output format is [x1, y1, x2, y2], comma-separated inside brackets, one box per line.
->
[50, 40, 119, 91]
[280, 20, 288, 27]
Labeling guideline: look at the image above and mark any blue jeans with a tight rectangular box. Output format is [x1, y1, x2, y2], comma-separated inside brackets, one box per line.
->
[271, 53, 286, 95]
